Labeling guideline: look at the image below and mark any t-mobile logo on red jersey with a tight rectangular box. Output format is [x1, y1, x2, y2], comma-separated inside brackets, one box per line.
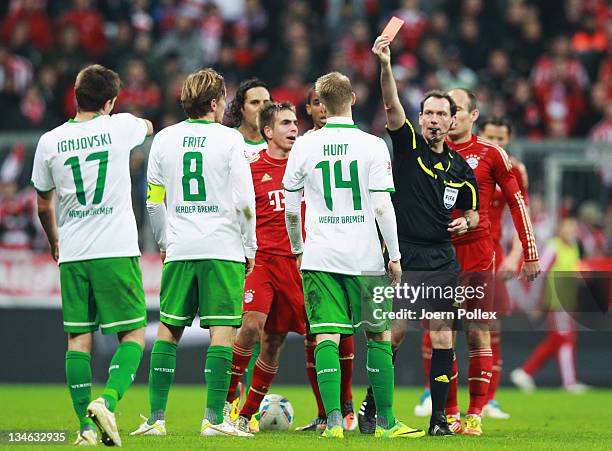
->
[268, 189, 285, 211]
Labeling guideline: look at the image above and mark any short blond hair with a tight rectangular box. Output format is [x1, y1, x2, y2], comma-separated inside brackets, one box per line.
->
[181, 68, 225, 119]
[315, 72, 352, 116]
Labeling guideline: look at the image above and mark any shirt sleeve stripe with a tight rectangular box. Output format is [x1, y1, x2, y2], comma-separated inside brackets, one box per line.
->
[369, 188, 396, 192]
[405, 119, 417, 150]
[515, 191, 538, 260]
[282, 182, 304, 192]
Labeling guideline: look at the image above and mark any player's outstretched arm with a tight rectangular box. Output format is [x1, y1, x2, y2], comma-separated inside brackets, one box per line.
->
[35, 189, 59, 261]
[372, 192, 402, 286]
[372, 35, 406, 131]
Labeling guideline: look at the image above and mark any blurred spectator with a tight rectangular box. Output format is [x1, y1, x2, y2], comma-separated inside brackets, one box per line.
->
[577, 202, 606, 258]
[102, 21, 134, 72]
[478, 49, 518, 100]
[457, 16, 489, 72]
[116, 59, 161, 120]
[589, 102, 612, 142]
[437, 46, 477, 91]
[58, 0, 106, 57]
[154, 6, 204, 73]
[42, 25, 89, 83]
[532, 35, 589, 135]
[1, 0, 53, 51]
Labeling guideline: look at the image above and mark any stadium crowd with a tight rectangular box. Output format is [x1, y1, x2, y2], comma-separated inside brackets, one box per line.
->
[0, 0, 610, 254]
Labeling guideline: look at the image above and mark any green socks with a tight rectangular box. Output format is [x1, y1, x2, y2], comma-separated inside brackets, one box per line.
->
[367, 340, 396, 428]
[204, 345, 233, 425]
[148, 340, 177, 423]
[66, 351, 95, 431]
[244, 341, 260, 394]
[315, 340, 341, 427]
[102, 341, 143, 412]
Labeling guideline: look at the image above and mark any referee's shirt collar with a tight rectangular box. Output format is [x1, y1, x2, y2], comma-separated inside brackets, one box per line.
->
[325, 116, 355, 126]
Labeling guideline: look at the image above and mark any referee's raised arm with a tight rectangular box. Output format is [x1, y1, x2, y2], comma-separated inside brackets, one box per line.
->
[372, 35, 406, 131]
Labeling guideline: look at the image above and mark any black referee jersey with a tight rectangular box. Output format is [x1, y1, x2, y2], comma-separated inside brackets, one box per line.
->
[388, 120, 479, 248]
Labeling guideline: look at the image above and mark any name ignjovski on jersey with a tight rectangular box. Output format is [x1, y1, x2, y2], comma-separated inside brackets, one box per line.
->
[175, 205, 219, 214]
[57, 133, 112, 153]
[319, 214, 365, 224]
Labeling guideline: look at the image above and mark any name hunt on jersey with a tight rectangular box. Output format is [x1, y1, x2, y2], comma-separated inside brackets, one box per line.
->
[282, 117, 394, 276]
[31, 113, 148, 263]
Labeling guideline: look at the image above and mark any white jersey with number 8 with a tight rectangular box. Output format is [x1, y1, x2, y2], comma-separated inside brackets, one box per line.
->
[31, 113, 148, 263]
[147, 119, 256, 263]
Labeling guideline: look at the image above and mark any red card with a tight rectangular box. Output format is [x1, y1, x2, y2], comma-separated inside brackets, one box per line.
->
[381, 16, 405, 41]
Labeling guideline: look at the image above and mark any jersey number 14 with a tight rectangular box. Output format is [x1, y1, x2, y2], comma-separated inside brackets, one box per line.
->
[315, 159, 362, 211]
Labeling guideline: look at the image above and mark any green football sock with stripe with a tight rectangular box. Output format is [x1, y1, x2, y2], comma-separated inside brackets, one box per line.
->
[367, 340, 396, 429]
[66, 351, 95, 431]
[148, 340, 177, 424]
[204, 345, 233, 425]
[244, 341, 260, 395]
[315, 340, 342, 428]
[102, 341, 143, 412]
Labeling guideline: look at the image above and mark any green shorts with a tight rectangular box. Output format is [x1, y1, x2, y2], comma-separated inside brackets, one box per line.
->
[160, 259, 245, 328]
[60, 257, 146, 335]
[302, 270, 391, 335]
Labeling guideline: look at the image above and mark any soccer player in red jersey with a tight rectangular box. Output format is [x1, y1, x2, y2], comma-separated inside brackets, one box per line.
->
[226, 102, 306, 434]
[442, 88, 541, 435]
[297, 87, 357, 432]
[479, 117, 528, 420]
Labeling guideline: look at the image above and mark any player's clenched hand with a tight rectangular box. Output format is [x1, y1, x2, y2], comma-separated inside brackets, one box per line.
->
[388, 260, 402, 287]
[447, 217, 469, 235]
[372, 35, 392, 65]
[160, 251, 166, 263]
[245, 257, 255, 277]
[521, 260, 541, 282]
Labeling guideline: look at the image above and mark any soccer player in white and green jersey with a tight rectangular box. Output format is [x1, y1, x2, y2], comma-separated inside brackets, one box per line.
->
[31, 64, 153, 447]
[282, 72, 424, 440]
[133, 68, 256, 438]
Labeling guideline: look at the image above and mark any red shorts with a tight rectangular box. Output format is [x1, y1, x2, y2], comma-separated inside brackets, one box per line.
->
[492, 240, 512, 315]
[243, 252, 306, 335]
[454, 238, 495, 322]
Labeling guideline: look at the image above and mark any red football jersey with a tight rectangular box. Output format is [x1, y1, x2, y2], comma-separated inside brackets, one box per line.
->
[490, 157, 529, 246]
[447, 136, 538, 262]
[250, 150, 303, 257]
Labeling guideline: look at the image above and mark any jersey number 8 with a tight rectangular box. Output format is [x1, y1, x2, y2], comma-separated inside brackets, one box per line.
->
[182, 151, 206, 201]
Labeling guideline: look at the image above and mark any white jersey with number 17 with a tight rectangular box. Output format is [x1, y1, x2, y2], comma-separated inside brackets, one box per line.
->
[147, 119, 256, 263]
[282, 117, 394, 276]
[31, 113, 148, 263]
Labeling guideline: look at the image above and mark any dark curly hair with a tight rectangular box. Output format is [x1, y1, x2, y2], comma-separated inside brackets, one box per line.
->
[224, 77, 271, 128]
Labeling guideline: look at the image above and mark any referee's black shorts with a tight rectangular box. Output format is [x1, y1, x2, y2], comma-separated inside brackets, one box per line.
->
[394, 242, 460, 317]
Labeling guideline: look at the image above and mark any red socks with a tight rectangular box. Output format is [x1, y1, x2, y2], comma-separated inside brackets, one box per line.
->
[445, 356, 459, 415]
[305, 338, 325, 417]
[487, 331, 501, 403]
[467, 347, 493, 415]
[226, 344, 252, 403]
[422, 331, 432, 389]
[240, 358, 278, 419]
[339, 335, 354, 402]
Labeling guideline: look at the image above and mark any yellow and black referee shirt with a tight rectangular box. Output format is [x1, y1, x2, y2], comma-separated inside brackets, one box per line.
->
[388, 120, 479, 246]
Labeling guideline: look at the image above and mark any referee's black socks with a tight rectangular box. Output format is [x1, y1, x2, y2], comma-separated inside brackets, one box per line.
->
[429, 348, 454, 423]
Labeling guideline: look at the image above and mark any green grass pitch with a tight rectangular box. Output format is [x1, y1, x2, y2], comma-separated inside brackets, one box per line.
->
[1, 385, 611, 450]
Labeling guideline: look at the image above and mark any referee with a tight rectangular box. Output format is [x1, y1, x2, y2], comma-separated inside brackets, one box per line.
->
[370, 34, 480, 437]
